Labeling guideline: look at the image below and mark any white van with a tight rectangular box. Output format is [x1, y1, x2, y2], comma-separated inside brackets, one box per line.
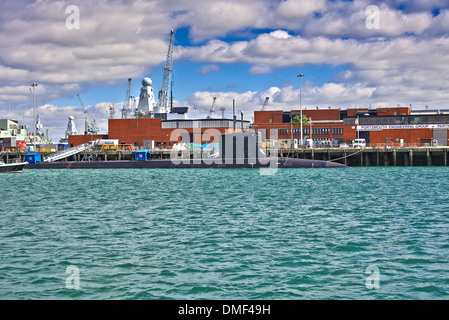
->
[305, 139, 314, 148]
[352, 138, 366, 148]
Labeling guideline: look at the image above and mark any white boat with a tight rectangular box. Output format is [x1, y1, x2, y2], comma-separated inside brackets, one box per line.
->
[0, 161, 28, 173]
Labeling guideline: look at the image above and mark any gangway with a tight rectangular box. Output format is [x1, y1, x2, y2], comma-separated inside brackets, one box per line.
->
[44, 142, 93, 162]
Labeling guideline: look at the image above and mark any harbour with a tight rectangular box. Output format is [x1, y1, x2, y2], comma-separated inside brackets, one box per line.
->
[2, 1, 449, 304]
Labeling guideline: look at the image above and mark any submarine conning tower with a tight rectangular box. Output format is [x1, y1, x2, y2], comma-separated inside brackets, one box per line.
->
[219, 131, 266, 165]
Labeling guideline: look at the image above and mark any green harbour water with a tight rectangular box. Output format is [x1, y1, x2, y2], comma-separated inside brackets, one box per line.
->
[1, 167, 448, 300]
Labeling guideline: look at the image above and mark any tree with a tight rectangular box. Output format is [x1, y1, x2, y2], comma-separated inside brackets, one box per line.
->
[292, 115, 310, 126]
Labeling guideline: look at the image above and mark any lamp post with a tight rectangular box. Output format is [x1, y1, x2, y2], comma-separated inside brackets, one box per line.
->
[289, 113, 292, 141]
[30, 83, 38, 151]
[297, 73, 305, 145]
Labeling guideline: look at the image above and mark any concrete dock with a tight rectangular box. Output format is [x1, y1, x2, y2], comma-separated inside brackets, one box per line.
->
[274, 147, 449, 167]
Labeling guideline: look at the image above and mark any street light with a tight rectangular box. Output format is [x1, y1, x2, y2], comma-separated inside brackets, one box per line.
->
[29, 83, 38, 151]
[297, 73, 305, 145]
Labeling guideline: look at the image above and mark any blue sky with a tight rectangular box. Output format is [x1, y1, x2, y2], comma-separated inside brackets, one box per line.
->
[1, 0, 449, 141]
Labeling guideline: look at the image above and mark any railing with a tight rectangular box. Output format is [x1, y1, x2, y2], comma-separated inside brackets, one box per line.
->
[44, 143, 91, 162]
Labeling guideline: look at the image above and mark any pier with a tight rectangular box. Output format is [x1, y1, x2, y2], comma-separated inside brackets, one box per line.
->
[2, 146, 449, 167]
[274, 147, 449, 167]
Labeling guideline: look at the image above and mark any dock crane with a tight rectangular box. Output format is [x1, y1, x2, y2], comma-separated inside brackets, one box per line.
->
[155, 29, 175, 115]
[261, 97, 270, 111]
[122, 78, 132, 118]
[76, 94, 99, 135]
[108, 104, 116, 119]
[207, 97, 217, 119]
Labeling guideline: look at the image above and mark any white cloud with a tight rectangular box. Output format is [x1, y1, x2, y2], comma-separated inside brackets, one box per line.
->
[177, 0, 268, 42]
[301, 1, 434, 38]
[248, 65, 273, 75]
[0, 0, 171, 84]
[269, 30, 292, 40]
[425, 9, 449, 36]
[387, 0, 449, 12]
[196, 64, 221, 74]
[276, 0, 327, 20]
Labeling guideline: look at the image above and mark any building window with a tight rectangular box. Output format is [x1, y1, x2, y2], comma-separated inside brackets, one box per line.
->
[332, 128, 343, 135]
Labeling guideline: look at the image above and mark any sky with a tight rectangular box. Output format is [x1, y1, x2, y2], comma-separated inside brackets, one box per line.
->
[1, 0, 449, 142]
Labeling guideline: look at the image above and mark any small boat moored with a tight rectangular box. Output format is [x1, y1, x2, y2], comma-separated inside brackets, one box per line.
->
[0, 161, 29, 173]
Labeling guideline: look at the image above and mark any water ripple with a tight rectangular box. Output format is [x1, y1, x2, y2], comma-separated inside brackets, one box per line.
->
[1, 167, 449, 299]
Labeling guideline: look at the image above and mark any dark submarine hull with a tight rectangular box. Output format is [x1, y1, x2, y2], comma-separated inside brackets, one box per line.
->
[26, 158, 347, 169]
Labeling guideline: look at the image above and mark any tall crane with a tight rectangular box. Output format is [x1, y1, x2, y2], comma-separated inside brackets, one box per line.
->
[207, 97, 217, 119]
[155, 29, 175, 115]
[76, 94, 99, 135]
[122, 78, 132, 118]
[219, 107, 225, 119]
[261, 97, 270, 111]
[108, 104, 116, 119]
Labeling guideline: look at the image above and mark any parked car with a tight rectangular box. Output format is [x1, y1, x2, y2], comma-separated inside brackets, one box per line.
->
[352, 139, 366, 148]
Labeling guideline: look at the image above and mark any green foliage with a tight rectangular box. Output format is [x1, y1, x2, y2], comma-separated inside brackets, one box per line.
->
[292, 115, 310, 126]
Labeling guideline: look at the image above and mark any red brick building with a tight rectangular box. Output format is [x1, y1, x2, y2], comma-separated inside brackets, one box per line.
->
[254, 106, 449, 147]
[69, 106, 449, 149]
[254, 108, 345, 146]
[69, 118, 250, 149]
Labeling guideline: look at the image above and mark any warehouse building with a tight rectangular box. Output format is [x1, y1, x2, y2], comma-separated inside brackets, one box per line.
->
[253, 106, 449, 147]
[69, 117, 250, 149]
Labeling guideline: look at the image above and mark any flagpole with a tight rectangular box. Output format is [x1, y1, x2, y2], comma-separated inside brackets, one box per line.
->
[297, 73, 305, 145]
[310, 117, 312, 141]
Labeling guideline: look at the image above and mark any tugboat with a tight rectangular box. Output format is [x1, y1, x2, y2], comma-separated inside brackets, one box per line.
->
[0, 161, 28, 173]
